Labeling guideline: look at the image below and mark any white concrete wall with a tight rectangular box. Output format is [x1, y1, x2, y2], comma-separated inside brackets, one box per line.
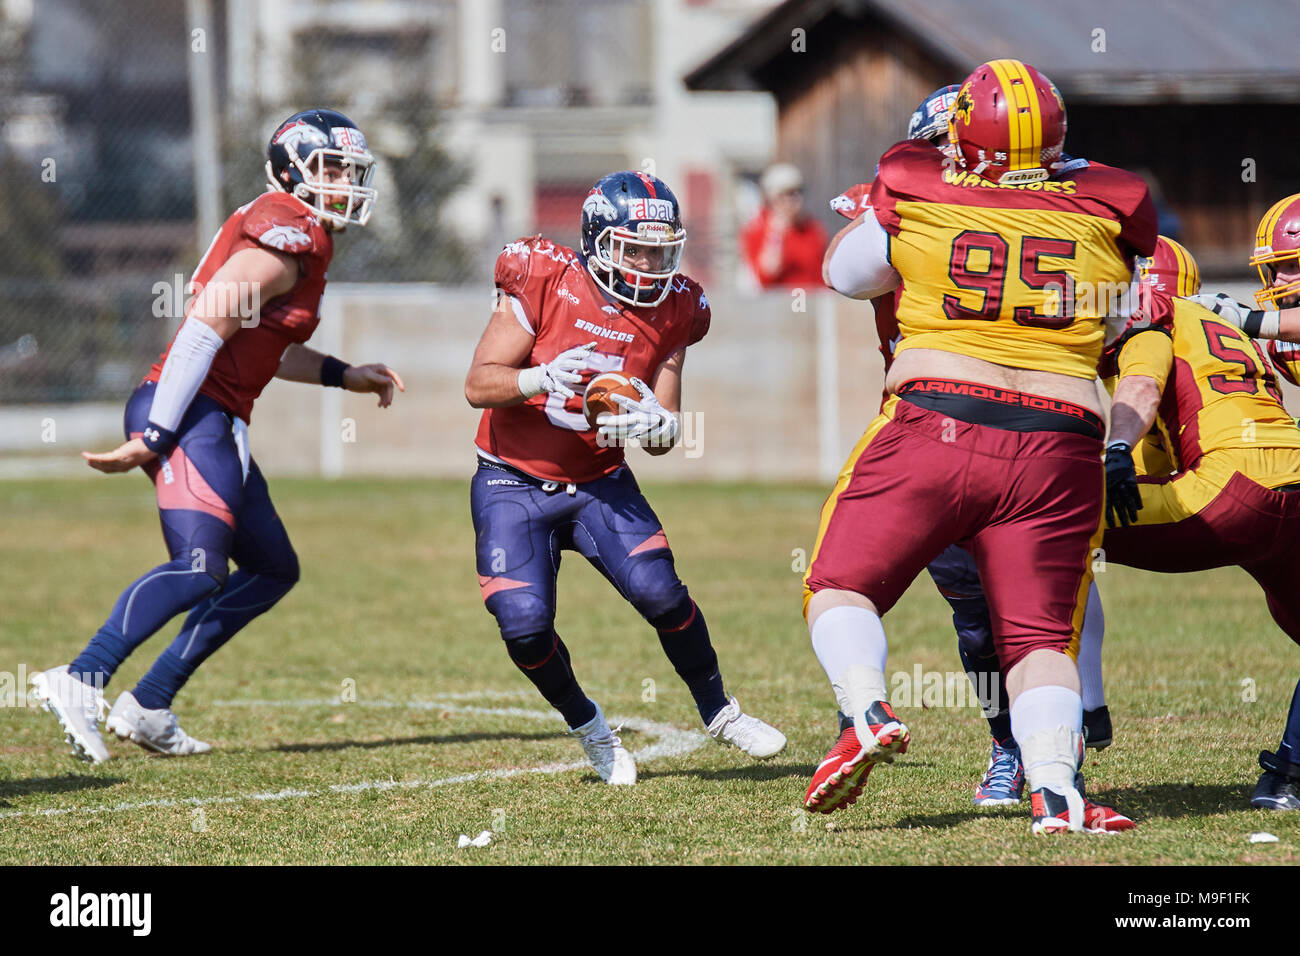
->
[243, 283, 883, 483]
[5, 281, 1288, 483]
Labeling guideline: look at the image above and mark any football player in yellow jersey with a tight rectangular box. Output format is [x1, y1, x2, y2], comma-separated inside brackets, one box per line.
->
[802, 57, 1157, 833]
[1156, 199, 1300, 812]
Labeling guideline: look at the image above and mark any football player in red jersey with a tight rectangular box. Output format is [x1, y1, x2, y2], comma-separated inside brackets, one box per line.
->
[31, 110, 404, 763]
[804, 60, 1155, 833]
[464, 171, 785, 784]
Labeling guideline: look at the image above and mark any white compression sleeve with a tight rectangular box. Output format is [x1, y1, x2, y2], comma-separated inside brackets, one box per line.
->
[148, 316, 226, 432]
[1077, 582, 1106, 711]
[825, 210, 901, 299]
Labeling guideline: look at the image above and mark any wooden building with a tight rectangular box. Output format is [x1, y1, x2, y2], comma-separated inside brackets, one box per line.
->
[684, 0, 1300, 274]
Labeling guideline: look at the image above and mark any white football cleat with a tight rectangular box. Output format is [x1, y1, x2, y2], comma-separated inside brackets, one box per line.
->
[30, 665, 111, 764]
[105, 692, 212, 756]
[707, 696, 787, 759]
[570, 701, 636, 785]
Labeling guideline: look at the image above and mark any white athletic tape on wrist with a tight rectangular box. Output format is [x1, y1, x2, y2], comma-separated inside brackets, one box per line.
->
[1260, 310, 1281, 339]
[517, 365, 546, 398]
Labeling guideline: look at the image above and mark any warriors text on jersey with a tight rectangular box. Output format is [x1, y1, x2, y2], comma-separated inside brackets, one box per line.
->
[145, 191, 333, 422]
[869, 140, 1157, 378]
[476, 236, 711, 483]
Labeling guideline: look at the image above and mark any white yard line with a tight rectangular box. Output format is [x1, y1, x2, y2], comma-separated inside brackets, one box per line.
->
[3, 698, 708, 820]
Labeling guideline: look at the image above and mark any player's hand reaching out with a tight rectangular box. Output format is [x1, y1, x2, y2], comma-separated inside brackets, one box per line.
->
[518, 341, 596, 400]
[82, 437, 157, 474]
[343, 363, 406, 407]
[1188, 292, 1280, 339]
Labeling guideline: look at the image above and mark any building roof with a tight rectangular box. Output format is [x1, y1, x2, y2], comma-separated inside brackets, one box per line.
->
[684, 0, 1300, 101]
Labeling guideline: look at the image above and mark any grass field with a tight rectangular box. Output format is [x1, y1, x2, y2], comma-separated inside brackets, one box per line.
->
[1, 476, 1297, 865]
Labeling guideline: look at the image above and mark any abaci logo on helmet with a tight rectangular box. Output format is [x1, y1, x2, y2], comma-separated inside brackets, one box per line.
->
[330, 125, 366, 151]
[627, 197, 674, 222]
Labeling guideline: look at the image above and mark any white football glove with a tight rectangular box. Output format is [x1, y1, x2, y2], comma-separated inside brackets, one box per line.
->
[517, 341, 597, 399]
[597, 377, 680, 448]
[1187, 292, 1280, 338]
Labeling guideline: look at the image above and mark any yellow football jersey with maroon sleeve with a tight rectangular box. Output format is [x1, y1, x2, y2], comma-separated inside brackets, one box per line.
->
[1116, 297, 1300, 473]
[869, 141, 1157, 379]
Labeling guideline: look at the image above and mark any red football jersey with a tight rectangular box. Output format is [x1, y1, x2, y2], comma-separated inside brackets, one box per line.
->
[146, 191, 333, 422]
[475, 236, 711, 483]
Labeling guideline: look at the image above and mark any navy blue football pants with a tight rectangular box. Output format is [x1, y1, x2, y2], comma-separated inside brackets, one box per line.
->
[69, 382, 298, 708]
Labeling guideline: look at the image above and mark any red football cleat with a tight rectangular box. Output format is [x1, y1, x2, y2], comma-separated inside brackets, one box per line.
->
[804, 700, 909, 814]
[1082, 798, 1136, 833]
[1030, 785, 1137, 835]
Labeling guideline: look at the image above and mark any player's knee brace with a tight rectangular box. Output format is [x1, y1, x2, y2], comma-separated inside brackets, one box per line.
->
[487, 588, 553, 641]
[504, 630, 560, 670]
[646, 595, 697, 634]
[625, 554, 690, 624]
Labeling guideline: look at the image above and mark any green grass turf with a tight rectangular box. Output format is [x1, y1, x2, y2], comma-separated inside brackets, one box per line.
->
[1, 476, 1296, 864]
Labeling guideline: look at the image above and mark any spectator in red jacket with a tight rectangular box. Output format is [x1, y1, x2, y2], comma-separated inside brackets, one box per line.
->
[741, 163, 829, 289]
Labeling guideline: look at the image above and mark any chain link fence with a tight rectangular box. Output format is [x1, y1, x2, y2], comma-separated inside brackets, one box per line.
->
[0, 0, 476, 407]
[1, 0, 780, 479]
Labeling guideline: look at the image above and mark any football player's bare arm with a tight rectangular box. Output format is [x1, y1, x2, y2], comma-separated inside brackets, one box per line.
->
[1273, 308, 1300, 343]
[1108, 375, 1162, 448]
[192, 247, 298, 339]
[464, 303, 538, 408]
[1108, 332, 1171, 447]
[1189, 292, 1300, 342]
[642, 349, 684, 456]
[276, 344, 406, 408]
[275, 344, 328, 383]
[82, 247, 299, 473]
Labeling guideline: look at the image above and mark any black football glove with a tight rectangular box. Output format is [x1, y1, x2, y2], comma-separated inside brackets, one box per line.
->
[1104, 441, 1142, 529]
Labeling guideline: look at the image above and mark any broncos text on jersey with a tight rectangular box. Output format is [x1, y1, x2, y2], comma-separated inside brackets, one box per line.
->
[476, 236, 710, 483]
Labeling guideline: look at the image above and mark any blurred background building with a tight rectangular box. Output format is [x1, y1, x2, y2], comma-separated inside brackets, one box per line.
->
[687, 0, 1300, 272]
[2, 0, 1297, 480]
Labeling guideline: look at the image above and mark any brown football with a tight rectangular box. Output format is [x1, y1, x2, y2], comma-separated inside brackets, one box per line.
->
[583, 373, 641, 428]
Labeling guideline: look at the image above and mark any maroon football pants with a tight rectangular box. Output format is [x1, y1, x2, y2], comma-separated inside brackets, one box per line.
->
[805, 394, 1104, 670]
[1105, 469, 1300, 644]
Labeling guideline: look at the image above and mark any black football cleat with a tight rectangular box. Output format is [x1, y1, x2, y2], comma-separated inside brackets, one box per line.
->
[1084, 706, 1112, 750]
[1250, 750, 1300, 811]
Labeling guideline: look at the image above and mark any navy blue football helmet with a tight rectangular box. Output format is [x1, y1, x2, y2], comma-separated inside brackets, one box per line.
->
[906, 85, 961, 145]
[266, 109, 376, 228]
[580, 171, 685, 307]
